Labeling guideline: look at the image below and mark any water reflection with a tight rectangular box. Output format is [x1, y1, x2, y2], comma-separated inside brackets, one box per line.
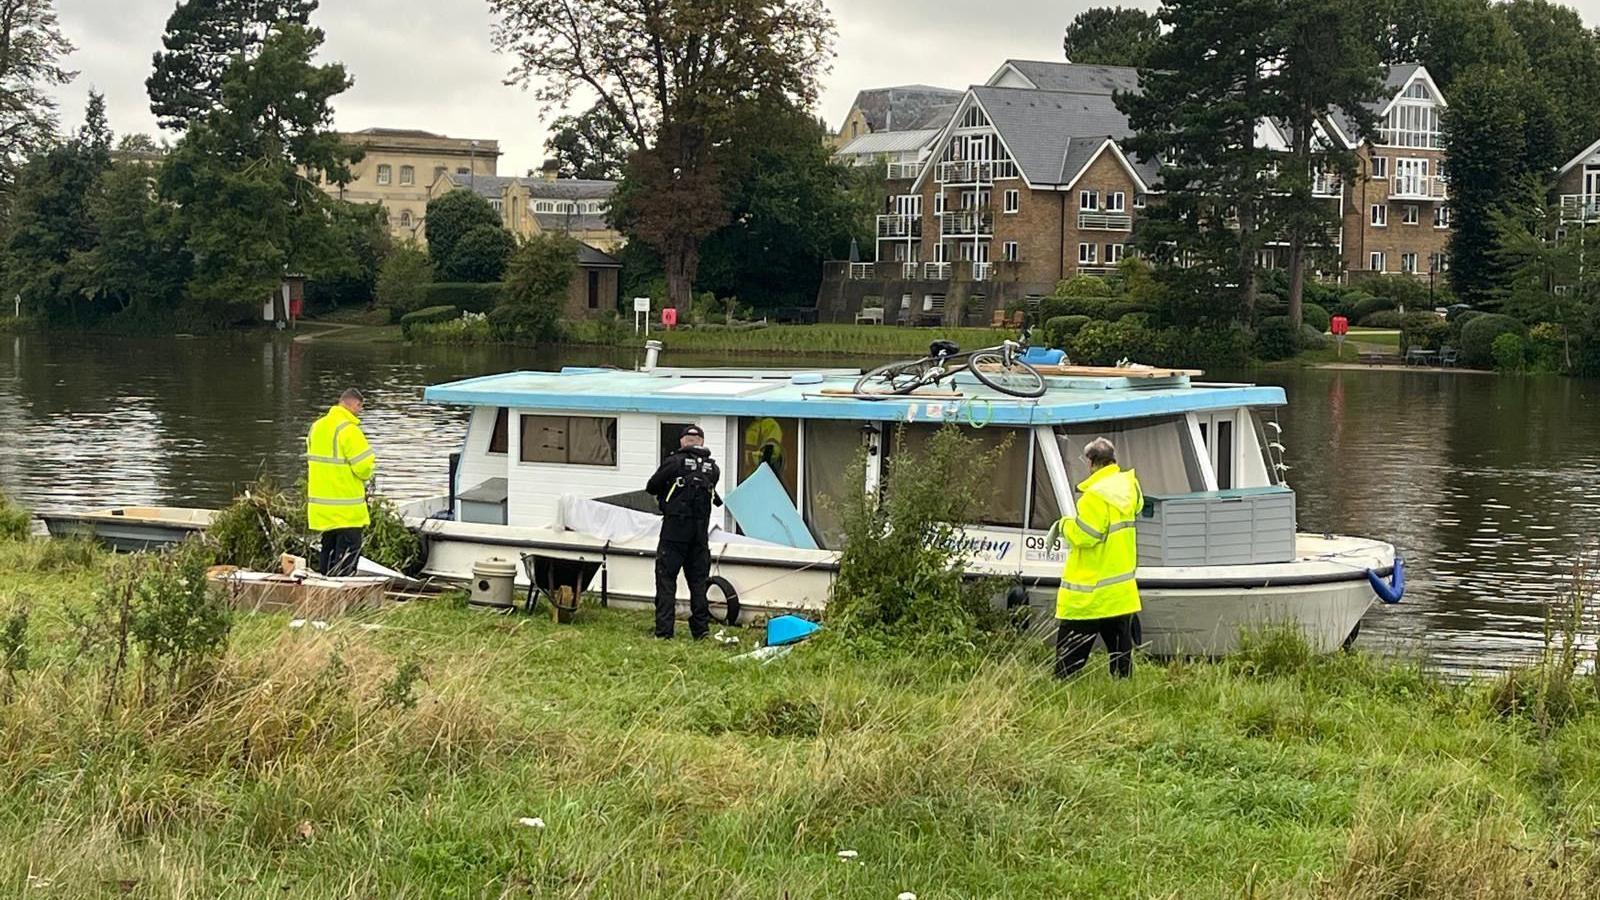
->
[3, 333, 1598, 670]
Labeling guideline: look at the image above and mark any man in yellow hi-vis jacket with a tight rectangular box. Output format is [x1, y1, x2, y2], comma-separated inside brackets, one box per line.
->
[306, 388, 377, 576]
[1046, 437, 1143, 678]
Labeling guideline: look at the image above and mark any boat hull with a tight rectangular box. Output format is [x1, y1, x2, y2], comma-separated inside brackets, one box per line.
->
[40, 507, 215, 553]
[411, 515, 1392, 657]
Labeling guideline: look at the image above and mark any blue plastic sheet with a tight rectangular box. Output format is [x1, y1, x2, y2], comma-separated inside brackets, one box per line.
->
[723, 464, 820, 550]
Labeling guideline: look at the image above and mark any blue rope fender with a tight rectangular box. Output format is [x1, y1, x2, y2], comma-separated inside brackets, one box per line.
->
[1367, 554, 1405, 604]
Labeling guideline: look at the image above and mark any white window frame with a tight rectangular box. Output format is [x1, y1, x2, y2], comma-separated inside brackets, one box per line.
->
[1133, 193, 1147, 209]
[376, 164, 392, 186]
[1402, 204, 1418, 225]
[399, 165, 415, 186]
[1107, 243, 1125, 264]
[1108, 191, 1126, 212]
[1003, 241, 1019, 262]
[1370, 204, 1387, 227]
[1401, 252, 1418, 274]
[1079, 190, 1099, 211]
[1369, 251, 1386, 272]
[1078, 243, 1097, 265]
[399, 210, 413, 228]
[1371, 156, 1388, 179]
[934, 193, 946, 214]
[1434, 206, 1450, 229]
[1004, 189, 1019, 214]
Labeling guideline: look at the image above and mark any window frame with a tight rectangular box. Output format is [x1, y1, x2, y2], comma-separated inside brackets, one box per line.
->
[1079, 190, 1099, 211]
[399, 165, 415, 186]
[1370, 204, 1387, 227]
[488, 408, 510, 455]
[1402, 204, 1419, 225]
[1108, 191, 1126, 212]
[1107, 243, 1125, 264]
[1003, 240, 1019, 262]
[1078, 242, 1097, 264]
[1371, 156, 1388, 179]
[376, 164, 392, 185]
[1369, 251, 1386, 272]
[1401, 252, 1418, 274]
[517, 414, 619, 467]
[1003, 189, 1019, 214]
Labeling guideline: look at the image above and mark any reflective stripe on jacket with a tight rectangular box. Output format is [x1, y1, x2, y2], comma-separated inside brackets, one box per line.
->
[1056, 464, 1143, 620]
[306, 405, 375, 531]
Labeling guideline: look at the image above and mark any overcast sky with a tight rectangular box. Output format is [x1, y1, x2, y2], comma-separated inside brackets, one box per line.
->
[46, 0, 1600, 177]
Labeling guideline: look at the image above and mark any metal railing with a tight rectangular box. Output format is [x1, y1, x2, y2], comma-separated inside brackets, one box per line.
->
[1390, 175, 1448, 200]
[936, 159, 1019, 184]
[885, 161, 921, 180]
[1312, 173, 1343, 197]
[1560, 194, 1600, 222]
[1077, 211, 1133, 231]
[972, 261, 991, 281]
[847, 262, 873, 280]
[939, 211, 993, 236]
[902, 262, 920, 279]
[922, 262, 951, 280]
[1075, 264, 1118, 277]
[876, 214, 922, 238]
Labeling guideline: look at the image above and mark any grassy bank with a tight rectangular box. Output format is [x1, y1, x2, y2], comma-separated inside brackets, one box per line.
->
[2, 539, 1599, 897]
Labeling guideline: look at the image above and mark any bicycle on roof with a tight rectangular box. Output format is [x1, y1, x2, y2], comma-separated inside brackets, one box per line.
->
[852, 334, 1047, 399]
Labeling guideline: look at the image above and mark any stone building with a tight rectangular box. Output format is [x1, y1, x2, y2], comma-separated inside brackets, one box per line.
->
[831, 85, 962, 149]
[429, 164, 624, 254]
[331, 128, 500, 241]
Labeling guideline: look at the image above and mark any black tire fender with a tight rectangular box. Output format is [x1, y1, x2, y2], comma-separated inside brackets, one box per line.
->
[708, 575, 741, 626]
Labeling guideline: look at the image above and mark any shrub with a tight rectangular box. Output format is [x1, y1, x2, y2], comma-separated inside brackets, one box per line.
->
[1037, 295, 1110, 322]
[1353, 294, 1397, 320]
[826, 425, 1009, 654]
[1104, 301, 1153, 321]
[1449, 308, 1484, 343]
[424, 189, 501, 274]
[488, 302, 561, 343]
[400, 305, 461, 339]
[439, 225, 516, 283]
[1053, 274, 1112, 297]
[375, 242, 434, 317]
[1253, 317, 1299, 361]
[0, 491, 30, 542]
[1329, 289, 1374, 321]
[505, 234, 579, 306]
[1460, 313, 1525, 368]
[1353, 273, 1432, 311]
[1358, 310, 1404, 329]
[1041, 314, 1091, 348]
[1069, 319, 1153, 365]
[415, 282, 506, 314]
[1528, 322, 1567, 373]
[1400, 312, 1448, 352]
[1491, 333, 1526, 372]
[365, 495, 422, 574]
[1298, 323, 1327, 350]
[408, 311, 494, 345]
[206, 479, 310, 571]
[1157, 325, 1253, 370]
[1301, 303, 1331, 333]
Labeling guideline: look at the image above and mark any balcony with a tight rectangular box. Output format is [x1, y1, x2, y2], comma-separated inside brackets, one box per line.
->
[1077, 211, 1133, 231]
[1075, 264, 1118, 277]
[902, 262, 920, 279]
[885, 161, 921, 180]
[1390, 175, 1448, 201]
[876, 214, 922, 239]
[922, 262, 951, 280]
[939, 211, 994, 237]
[1560, 194, 1600, 222]
[936, 159, 1020, 184]
[847, 262, 873, 280]
[973, 261, 992, 282]
[1312, 173, 1343, 197]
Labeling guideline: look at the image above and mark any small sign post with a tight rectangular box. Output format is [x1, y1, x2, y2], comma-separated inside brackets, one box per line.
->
[633, 297, 651, 334]
[1330, 315, 1349, 360]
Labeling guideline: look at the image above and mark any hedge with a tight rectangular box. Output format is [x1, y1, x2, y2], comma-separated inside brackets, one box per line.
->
[1302, 303, 1331, 334]
[1041, 315, 1092, 348]
[1254, 317, 1299, 361]
[400, 305, 460, 339]
[1358, 310, 1404, 329]
[417, 282, 507, 314]
[1460, 314, 1525, 368]
[1401, 312, 1449, 352]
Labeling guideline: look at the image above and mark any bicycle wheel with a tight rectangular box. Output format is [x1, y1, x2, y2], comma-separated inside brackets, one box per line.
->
[969, 349, 1046, 398]
[854, 358, 931, 395]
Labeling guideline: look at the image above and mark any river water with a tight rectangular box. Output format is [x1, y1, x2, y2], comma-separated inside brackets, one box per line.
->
[3, 332, 1598, 670]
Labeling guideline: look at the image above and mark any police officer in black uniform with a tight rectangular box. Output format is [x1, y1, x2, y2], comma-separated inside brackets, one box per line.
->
[646, 425, 722, 638]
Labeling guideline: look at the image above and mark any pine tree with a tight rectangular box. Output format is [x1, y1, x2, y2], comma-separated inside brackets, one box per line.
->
[146, 0, 317, 131]
[0, 0, 76, 214]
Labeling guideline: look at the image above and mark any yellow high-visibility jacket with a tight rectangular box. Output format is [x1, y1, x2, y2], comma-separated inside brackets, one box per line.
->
[305, 405, 376, 531]
[1056, 464, 1143, 620]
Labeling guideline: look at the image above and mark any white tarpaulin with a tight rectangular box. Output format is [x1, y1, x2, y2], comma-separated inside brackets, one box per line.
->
[555, 495, 780, 547]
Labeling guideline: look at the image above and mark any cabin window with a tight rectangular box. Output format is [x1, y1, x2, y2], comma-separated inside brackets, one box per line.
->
[884, 424, 1029, 528]
[659, 421, 699, 460]
[738, 416, 799, 502]
[488, 408, 509, 454]
[519, 414, 617, 466]
[1056, 415, 1204, 497]
[1028, 437, 1061, 530]
[1197, 414, 1236, 489]
[1250, 410, 1282, 485]
[802, 419, 866, 549]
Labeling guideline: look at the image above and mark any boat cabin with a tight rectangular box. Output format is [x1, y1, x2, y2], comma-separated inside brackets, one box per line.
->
[423, 366, 1292, 568]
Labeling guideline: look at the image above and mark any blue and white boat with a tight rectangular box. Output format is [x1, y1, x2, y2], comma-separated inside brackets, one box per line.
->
[410, 349, 1399, 655]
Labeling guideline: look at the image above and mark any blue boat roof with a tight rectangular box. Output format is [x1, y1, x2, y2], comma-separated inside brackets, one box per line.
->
[423, 367, 1286, 426]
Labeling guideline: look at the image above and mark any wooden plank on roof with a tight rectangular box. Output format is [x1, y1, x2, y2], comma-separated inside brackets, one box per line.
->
[1031, 365, 1202, 378]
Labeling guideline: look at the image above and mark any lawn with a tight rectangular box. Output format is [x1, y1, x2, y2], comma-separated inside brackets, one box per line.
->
[1, 537, 1598, 898]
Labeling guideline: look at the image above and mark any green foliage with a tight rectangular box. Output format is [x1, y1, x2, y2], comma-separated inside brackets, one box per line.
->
[438, 224, 515, 284]
[125, 540, 232, 688]
[1054, 274, 1113, 298]
[1253, 318, 1300, 361]
[1351, 293, 1396, 321]
[1296, 323, 1326, 350]
[376, 241, 434, 316]
[304, 201, 392, 311]
[545, 102, 634, 181]
[1491, 332, 1527, 372]
[1527, 321, 1567, 373]
[505, 234, 578, 305]
[415, 282, 505, 315]
[1358, 310, 1404, 329]
[825, 427, 1009, 655]
[400, 305, 462, 339]
[69, 162, 190, 318]
[407, 311, 493, 345]
[1038, 295, 1109, 321]
[1062, 5, 1162, 67]
[1042, 314, 1092, 348]
[424, 190, 502, 276]
[487, 303, 559, 344]
[0, 0, 74, 216]
[0, 602, 27, 697]
[378, 655, 425, 711]
[1460, 313, 1526, 367]
[0, 491, 30, 542]
[147, 0, 319, 131]
[365, 495, 422, 574]
[1301, 302, 1331, 334]
[1400, 313, 1450, 353]
[205, 479, 310, 571]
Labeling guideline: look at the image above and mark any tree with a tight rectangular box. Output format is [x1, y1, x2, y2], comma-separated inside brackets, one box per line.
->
[1501, 0, 1600, 162]
[3, 93, 110, 323]
[1120, 0, 1283, 321]
[494, 233, 578, 343]
[1489, 175, 1592, 368]
[159, 20, 359, 316]
[304, 200, 390, 309]
[1062, 6, 1162, 67]
[441, 224, 515, 283]
[147, 0, 317, 131]
[375, 240, 432, 314]
[423, 189, 501, 274]
[489, 0, 834, 310]
[67, 162, 189, 315]
[1264, 0, 1385, 327]
[1380, 0, 1524, 93]
[0, 0, 76, 213]
[545, 103, 633, 180]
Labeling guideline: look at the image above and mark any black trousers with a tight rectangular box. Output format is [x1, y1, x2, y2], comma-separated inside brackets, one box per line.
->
[1055, 614, 1136, 679]
[654, 538, 711, 638]
[319, 528, 363, 577]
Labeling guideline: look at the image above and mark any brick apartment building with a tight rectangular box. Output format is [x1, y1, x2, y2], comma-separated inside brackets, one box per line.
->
[818, 61, 1457, 325]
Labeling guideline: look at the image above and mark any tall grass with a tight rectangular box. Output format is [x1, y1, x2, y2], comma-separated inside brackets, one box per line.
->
[0, 490, 31, 541]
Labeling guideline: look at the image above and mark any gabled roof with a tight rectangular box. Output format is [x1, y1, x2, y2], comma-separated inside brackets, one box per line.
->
[576, 242, 621, 268]
[965, 86, 1156, 189]
[846, 85, 963, 132]
[836, 129, 939, 157]
[1326, 63, 1440, 149]
[450, 173, 617, 202]
[1558, 135, 1600, 176]
[987, 60, 1141, 95]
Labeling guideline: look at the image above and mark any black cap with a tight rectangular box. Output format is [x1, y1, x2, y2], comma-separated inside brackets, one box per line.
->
[681, 425, 705, 438]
